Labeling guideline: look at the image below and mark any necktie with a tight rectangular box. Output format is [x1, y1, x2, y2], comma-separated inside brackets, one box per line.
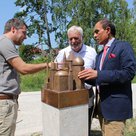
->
[100, 46, 108, 69]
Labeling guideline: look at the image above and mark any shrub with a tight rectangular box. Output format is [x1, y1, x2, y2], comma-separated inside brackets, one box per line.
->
[20, 70, 47, 92]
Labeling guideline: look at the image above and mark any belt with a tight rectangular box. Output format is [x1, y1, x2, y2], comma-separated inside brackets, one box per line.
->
[0, 94, 18, 100]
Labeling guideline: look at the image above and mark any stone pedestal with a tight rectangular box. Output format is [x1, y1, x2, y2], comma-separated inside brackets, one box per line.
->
[42, 103, 88, 136]
[41, 56, 88, 136]
[42, 89, 89, 136]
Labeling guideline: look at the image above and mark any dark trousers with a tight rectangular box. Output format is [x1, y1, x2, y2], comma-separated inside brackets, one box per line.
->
[88, 106, 94, 136]
[88, 88, 95, 136]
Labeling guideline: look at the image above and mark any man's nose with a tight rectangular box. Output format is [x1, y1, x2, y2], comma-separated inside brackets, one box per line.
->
[24, 34, 27, 39]
[71, 38, 76, 43]
[93, 33, 97, 39]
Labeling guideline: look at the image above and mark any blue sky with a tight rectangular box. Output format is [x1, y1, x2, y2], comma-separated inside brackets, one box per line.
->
[0, 1, 18, 34]
[0, 0, 133, 45]
[0, 0, 37, 44]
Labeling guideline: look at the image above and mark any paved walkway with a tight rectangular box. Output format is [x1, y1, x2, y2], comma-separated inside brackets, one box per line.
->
[16, 92, 42, 136]
[15, 84, 136, 136]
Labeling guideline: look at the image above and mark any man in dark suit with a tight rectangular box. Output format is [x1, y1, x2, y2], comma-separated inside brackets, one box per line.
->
[78, 19, 136, 136]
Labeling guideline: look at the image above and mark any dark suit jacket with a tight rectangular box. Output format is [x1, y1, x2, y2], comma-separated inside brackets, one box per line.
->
[95, 39, 136, 120]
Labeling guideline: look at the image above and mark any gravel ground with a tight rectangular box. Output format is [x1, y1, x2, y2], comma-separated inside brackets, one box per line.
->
[15, 84, 136, 136]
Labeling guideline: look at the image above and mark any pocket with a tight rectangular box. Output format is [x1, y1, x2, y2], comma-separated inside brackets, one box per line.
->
[0, 100, 10, 116]
[111, 94, 128, 98]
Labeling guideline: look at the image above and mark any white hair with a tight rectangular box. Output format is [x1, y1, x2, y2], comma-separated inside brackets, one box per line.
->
[67, 25, 83, 36]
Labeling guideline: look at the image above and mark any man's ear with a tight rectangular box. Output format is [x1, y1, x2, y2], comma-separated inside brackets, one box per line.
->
[11, 26, 16, 33]
[106, 27, 111, 34]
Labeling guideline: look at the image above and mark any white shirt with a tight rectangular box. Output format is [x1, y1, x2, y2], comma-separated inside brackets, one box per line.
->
[55, 44, 97, 89]
[55, 44, 97, 69]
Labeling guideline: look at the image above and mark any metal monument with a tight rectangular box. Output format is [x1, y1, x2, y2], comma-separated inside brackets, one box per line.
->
[41, 52, 88, 108]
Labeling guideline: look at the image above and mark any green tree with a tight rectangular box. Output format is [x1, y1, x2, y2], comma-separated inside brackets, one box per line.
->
[64, 0, 111, 46]
[15, 0, 54, 49]
[109, 0, 131, 40]
[14, 0, 136, 55]
[129, 0, 136, 54]
[19, 44, 42, 62]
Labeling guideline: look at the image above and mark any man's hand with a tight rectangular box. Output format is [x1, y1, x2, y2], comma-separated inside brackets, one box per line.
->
[78, 68, 98, 80]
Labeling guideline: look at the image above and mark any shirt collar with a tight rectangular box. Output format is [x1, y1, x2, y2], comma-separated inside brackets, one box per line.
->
[69, 44, 86, 53]
[105, 38, 115, 47]
[78, 44, 86, 53]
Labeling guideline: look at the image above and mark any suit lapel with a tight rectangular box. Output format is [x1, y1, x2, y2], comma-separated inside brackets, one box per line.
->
[96, 51, 102, 70]
[101, 39, 118, 69]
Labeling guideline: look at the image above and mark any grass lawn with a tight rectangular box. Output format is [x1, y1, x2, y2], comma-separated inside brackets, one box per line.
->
[20, 70, 47, 92]
[20, 73, 136, 92]
[132, 76, 136, 83]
